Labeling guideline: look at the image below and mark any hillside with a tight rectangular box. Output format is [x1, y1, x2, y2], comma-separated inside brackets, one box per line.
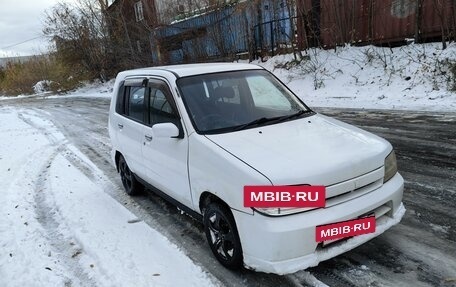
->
[253, 42, 456, 112]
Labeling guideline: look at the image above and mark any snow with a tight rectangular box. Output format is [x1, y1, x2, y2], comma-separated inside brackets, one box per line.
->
[33, 80, 53, 94]
[0, 79, 114, 101]
[0, 94, 37, 101]
[2, 42, 455, 112]
[429, 223, 450, 234]
[0, 108, 217, 286]
[44, 79, 115, 99]
[291, 271, 330, 287]
[250, 42, 456, 112]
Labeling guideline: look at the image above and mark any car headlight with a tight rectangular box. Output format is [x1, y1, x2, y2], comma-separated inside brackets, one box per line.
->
[384, 150, 398, 183]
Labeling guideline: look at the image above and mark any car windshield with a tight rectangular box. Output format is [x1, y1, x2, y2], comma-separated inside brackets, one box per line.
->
[177, 70, 312, 134]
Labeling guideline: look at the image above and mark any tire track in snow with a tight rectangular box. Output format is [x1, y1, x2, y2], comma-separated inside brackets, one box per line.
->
[18, 109, 117, 191]
[17, 108, 220, 287]
[18, 108, 172, 286]
[33, 149, 98, 287]
[17, 111, 101, 286]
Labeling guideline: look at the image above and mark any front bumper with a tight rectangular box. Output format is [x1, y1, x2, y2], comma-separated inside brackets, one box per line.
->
[232, 173, 405, 274]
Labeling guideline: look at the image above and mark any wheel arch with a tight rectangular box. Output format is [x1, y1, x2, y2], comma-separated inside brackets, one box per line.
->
[201, 191, 244, 269]
[114, 150, 122, 172]
[199, 191, 231, 215]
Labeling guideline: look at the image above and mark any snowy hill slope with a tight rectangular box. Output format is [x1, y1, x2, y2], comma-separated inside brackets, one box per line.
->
[253, 42, 456, 112]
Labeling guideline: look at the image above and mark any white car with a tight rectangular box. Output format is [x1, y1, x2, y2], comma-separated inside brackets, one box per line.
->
[108, 63, 405, 274]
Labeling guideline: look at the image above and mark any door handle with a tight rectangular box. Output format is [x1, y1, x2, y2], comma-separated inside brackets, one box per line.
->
[118, 123, 124, 129]
[145, 135, 153, 141]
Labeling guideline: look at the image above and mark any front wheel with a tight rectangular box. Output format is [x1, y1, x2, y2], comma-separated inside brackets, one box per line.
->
[203, 203, 243, 269]
[118, 155, 143, 195]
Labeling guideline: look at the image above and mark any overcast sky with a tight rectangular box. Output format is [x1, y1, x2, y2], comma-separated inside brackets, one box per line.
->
[0, 0, 62, 57]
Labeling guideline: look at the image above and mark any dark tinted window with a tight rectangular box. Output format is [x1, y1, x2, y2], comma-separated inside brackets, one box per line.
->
[115, 84, 126, 114]
[149, 84, 180, 127]
[127, 87, 145, 122]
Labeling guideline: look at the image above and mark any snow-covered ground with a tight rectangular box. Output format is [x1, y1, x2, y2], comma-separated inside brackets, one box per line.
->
[0, 79, 114, 101]
[0, 108, 217, 286]
[44, 79, 115, 99]
[253, 42, 456, 112]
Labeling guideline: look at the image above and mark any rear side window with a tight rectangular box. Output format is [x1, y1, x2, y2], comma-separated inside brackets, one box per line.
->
[115, 78, 147, 124]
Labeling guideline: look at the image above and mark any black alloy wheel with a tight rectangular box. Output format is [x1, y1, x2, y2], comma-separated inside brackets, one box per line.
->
[118, 155, 143, 195]
[203, 203, 243, 269]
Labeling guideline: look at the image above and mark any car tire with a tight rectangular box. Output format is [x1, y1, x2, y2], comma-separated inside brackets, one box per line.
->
[203, 202, 243, 269]
[118, 155, 143, 196]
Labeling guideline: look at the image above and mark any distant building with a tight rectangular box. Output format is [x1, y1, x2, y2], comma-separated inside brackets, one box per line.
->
[151, 0, 294, 64]
[106, 0, 288, 65]
[107, 0, 160, 66]
[107, 0, 456, 66]
[295, 0, 456, 49]
[154, 0, 237, 24]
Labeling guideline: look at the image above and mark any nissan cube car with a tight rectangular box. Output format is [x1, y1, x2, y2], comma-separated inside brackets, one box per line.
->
[108, 63, 405, 274]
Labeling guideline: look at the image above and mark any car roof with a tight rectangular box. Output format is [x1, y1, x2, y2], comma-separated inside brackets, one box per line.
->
[127, 63, 264, 78]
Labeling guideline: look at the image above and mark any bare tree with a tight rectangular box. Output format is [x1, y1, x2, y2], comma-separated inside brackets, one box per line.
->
[43, 0, 114, 79]
[285, 0, 304, 61]
[432, 0, 448, 49]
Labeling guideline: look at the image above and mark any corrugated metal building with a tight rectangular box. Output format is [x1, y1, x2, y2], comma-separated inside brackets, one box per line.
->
[296, 0, 456, 49]
[151, 0, 294, 64]
[146, 0, 455, 64]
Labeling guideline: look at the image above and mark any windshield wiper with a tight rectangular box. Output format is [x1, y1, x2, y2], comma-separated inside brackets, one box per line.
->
[232, 110, 310, 132]
[275, 110, 308, 123]
[233, 117, 280, 131]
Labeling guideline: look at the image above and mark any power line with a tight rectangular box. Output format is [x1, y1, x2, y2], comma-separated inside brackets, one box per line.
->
[1, 35, 48, 50]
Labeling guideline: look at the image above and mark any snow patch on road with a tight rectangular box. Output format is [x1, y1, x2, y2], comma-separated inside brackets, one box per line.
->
[429, 223, 450, 235]
[291, 271, 330, 287]
[0, 108, 217, 286]
[0, 110, 72, 286]
[49, 153, 214, 286]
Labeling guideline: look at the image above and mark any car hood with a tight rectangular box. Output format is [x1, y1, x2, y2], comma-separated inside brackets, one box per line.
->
[205, 114, 391, 186]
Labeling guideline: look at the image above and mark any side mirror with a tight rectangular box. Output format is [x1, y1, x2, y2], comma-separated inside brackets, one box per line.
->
[152, 123, 180, 138]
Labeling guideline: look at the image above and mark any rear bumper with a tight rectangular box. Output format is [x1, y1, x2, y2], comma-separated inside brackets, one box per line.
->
[232, 173, 405, 274]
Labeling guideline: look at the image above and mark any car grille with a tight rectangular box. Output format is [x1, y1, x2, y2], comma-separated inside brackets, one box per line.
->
[277, 167, 384, 215]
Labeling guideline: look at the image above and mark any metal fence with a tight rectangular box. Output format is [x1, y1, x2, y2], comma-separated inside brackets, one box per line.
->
[150, 0, 456, 65]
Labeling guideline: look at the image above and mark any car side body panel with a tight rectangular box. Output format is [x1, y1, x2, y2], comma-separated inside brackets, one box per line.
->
[188, 133, 272, 214]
